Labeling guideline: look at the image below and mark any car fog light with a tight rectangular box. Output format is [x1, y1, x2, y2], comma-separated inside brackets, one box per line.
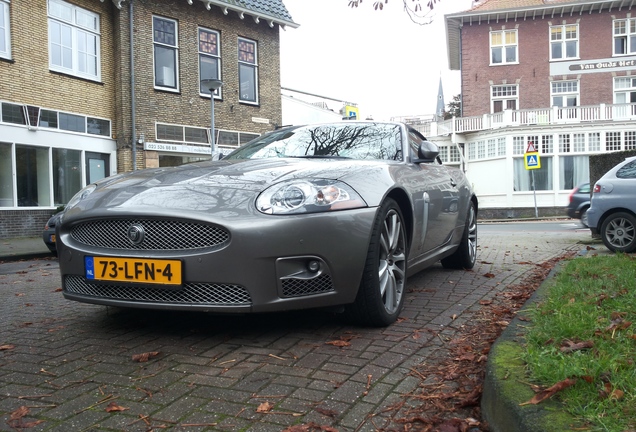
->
[307, 260, 321, 273]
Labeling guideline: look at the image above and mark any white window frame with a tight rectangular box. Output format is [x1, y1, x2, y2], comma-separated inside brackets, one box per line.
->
[198, 27, 221, 98]
[550, 24, 578, 61]
[614, 76, 636, 104]
[490, 29, 518, 66]
[238, 37, 258, 104]
[0, 0, 10, 60]
[613, 18, 636, 56]
[153, 16, 179, 92]
[156, 122, 208, 144]
[491, 85, 518, 113]
[551, 80, 579, 107]
[47, 0, 100, 81]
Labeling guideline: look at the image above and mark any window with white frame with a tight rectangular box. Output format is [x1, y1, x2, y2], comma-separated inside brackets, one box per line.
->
[514, 157, 553, 191]
[614, 77, 636, 104]
[613, 18, 636, 56]
[497, 137, 506, 156]
[198, 28, 221, 96]
[491, 85, 518, 113]
[559, 134, 571, 153]
[217, 130, 260, 148]
[490, 30, 517, 65]
[467, 142, 476, 160]
[626, 131, 636, 150]
[477, 141, 485, 158]
[153, 16, 178, 91]
[573, 134, 585, 152]
[156, 123, 208, 144]
[542, 135, 553, 154]
[551, 80, 578, 107]
[0, 102, 110, 136]
[449, 146, 461, 163]
[438, 145, 449, 162]
[589, 133, 600, 151]
[487, 139, 496, 157]
[550, 24, 578, 60]
[238, 38, 258, 104]
[513, 136, 524, 155]
[606, 132, 621, 151]
[560, 156, 589, 190]
[0, 0, 10, 60]
[48, 0, 100, 81]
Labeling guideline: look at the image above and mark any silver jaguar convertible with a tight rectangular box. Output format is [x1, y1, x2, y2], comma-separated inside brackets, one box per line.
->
[56, 122, 478, 326]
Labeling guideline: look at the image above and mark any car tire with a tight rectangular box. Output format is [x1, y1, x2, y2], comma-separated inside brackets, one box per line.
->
[441, 201, 478, 270]
[600, 212, 636, 253]
[346, 198, 407, 327]
[580, 207, 589, 228]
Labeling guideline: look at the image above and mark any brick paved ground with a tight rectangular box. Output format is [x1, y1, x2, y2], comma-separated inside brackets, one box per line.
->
[0, 224, 590, 431]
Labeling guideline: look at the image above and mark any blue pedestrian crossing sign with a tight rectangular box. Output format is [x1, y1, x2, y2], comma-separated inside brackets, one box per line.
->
[524, 152, 541, 170]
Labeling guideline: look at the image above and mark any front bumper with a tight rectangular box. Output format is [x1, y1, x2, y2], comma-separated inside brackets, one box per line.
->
[57, 208, 377, 313]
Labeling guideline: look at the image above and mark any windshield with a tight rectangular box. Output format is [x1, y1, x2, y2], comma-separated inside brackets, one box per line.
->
[223, 123, 403, 161]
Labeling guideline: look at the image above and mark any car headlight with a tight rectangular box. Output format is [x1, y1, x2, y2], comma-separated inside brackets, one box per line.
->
[65, 184, 97, 211]
[256, 180, 367, 215]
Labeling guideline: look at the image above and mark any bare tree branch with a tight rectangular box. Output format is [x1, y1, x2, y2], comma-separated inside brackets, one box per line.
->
[348, 0, 441, 25]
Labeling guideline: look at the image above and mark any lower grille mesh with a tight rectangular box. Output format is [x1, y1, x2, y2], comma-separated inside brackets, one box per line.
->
[64, 275, 251, 306]
[281, 274, 334, 298]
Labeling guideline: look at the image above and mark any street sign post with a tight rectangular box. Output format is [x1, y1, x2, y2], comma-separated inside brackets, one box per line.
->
[525, 141, 541, 218]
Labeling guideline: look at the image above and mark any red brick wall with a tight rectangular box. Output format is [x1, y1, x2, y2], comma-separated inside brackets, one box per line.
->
[460, 10, 635, 117]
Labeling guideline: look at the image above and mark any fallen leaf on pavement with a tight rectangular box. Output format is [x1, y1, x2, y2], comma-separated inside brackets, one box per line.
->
[325, 340, 350, 347]
[314, 407, 338, 418]
[282, 422, 338, 432]
[105, 401, 129, 412]
[257, 401, 274, 413]
[0, 344, 15, 350]
[132, 351, 160, 362]
[9, 406, 28, 421]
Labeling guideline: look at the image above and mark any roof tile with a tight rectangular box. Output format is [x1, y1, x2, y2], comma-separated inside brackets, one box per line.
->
[470, 0, 579, 11]
[216, 0, 294, 22]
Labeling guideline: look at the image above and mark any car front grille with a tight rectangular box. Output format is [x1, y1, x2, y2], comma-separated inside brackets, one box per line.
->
[281, 274, 334, 298]
[70, 219, 230, 251]
[64, 275, 251, 306]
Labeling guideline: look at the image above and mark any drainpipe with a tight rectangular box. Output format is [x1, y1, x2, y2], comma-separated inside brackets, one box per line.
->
[129, 0, 137, 170]
[459, 23, 463, 118]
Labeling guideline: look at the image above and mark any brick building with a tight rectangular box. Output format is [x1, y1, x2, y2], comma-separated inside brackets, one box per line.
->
[0, 0, 297, 238]
[410, 0, 636, 217]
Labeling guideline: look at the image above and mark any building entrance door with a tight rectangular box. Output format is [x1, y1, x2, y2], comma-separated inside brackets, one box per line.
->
[86, 152, 110, 183]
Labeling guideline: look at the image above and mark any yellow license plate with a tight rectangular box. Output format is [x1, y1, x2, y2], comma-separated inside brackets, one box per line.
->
[85, 256, 182, 286]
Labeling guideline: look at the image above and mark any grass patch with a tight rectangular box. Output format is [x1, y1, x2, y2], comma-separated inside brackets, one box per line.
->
[523, 253, 636, 431]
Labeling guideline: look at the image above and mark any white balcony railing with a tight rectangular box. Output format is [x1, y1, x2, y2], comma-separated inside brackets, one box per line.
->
[403, 103, 636, 137]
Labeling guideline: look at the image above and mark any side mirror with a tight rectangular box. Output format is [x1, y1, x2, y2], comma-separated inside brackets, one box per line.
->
[414, 140, 439, 163]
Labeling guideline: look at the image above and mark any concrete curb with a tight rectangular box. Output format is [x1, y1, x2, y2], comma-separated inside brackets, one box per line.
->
[481, 263, 579, 431]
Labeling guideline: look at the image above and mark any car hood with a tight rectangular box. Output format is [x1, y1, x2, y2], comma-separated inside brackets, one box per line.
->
[68, 158, 387, 218]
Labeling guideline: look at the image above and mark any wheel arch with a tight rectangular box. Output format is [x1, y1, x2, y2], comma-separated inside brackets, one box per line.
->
[577, 202, 590, 213]
[471, 194, 479, 216]
[597, 208, 636, 230]
[384, 188, 414, 250]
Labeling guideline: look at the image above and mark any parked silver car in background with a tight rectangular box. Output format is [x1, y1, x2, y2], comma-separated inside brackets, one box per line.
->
[587, 156, 636, 253]
[56, 122, 478, 326]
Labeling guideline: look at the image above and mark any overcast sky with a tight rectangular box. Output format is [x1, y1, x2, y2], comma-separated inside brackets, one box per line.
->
[279, 0, 474, 121]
